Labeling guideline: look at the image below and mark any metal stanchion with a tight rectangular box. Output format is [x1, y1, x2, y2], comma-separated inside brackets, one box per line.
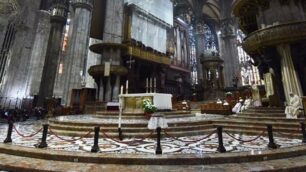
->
[300, 122, 306, 143]
[37, 124, 49, 148]
[217, 126, 226, 153]
[91, 126, 100, 153]
[155, 127, 162, 154]
[3, 121, 13, 143]
[118, 128, 123, 141]
[267, 124, 278, 149]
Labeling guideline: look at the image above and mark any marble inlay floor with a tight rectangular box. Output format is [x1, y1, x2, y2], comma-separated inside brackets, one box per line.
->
[0, 118, 303, 155]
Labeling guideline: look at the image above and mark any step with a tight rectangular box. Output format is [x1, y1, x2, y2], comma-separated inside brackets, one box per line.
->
[233, 116, 306, 122]
[0, 143, 306, 166]
[49, 123, 214, 133]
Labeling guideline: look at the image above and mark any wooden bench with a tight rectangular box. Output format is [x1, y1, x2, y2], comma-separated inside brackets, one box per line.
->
[200, 102, 232, 115]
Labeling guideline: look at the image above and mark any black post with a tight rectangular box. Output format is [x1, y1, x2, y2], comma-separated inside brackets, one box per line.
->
[37, 124, 49, 148]
[3, 121, 13, 143]
[155, 127, 162, 154]
[118, 128, 123, 141]
[301, 122, 306, 143]
[217, 126, 226, 153]
[91, 126, 100, 153]
[267, 124, 278, 149]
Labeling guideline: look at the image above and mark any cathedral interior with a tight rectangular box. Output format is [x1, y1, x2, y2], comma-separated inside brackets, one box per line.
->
[1, 0, 306, 171]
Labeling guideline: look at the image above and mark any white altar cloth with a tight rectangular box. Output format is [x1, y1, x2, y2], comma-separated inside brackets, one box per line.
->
[120, 93, 172, 110]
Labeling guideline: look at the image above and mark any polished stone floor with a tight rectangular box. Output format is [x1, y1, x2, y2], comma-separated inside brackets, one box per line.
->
[0, 117, 303, 155]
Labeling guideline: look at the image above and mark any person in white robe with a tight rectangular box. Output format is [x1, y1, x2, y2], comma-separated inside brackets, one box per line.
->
[232, 98, 243, 113]
[241, 97, 252, 112]
[285, 92, 302, 119]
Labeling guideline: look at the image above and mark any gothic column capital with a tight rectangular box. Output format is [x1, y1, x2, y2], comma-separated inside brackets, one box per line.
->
[50, 0, 69, 23]
[71, 0, 93, 11]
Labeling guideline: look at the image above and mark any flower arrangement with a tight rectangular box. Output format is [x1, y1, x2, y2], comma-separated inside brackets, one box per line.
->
[142, 99, 157, 114]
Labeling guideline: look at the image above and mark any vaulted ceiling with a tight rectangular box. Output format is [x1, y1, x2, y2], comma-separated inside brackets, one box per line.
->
[0, 0, 19, 17]
[174, 0, 221, 23]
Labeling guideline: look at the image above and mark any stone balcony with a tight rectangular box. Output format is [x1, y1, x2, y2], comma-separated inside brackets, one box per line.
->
[242, 21, 306, 54]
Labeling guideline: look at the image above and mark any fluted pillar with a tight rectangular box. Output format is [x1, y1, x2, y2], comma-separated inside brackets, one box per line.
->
[219, 18, 240, 87]
[101, 0, 124, 102]
[277, 44, 303, 102]
[63, 0, 93, 105]
[26, 10, 51, 96]
[194, 21, 205, 83]
[37, 0, 69, 106]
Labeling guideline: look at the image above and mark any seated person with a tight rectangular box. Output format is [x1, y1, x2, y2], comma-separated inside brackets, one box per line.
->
[241, 97, 253, 112]
[285, 92, 302, 119]
[232, 98, 243, 113]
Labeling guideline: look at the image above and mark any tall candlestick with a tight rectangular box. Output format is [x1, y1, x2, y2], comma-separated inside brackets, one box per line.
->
[120, 85, 123, 94]
[126, 80, 129, 94]
[149, 78, 152, 93]
[154, 77, 156, 87]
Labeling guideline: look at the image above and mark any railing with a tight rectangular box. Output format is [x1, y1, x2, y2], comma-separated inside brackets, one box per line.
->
[2, 121, 306, 155]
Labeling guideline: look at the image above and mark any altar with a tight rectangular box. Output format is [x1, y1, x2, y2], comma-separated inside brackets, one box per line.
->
[119, 93, 172, 113]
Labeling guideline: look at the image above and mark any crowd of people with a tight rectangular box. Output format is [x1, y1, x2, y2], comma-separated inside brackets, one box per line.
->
[0, 107, 47, 123]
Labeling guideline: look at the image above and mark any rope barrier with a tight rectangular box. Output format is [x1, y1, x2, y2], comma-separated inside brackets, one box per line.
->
[163, 129, 217, 143]
[13, 125, 43, 138]
[48, 128, 93, 142]
[224, 130, 265, 143]
[101, 130, 154, 144]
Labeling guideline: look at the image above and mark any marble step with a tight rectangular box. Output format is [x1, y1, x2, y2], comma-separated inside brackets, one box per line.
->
[49, 123, 214, 133]
[1, 143, 306, 166]
[245, 109, 284, 113]
[212, 119, 303, 128]
[49, 119, 213, 128]
[95, 110, 192, 116]
[232, 116, 306, 122]
[1, 153, 306, 172]
[212, 123, 302, 134]
[238, 112, 285, 116]
[94, 114, 195, 119]
[221, 128, 302, 138]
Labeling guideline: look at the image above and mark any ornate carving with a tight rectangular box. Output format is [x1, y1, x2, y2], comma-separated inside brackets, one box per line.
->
[220, 18, 237, 38]
[242, 21, 306, 53]
[72, 0, 93, 11]
[88, 64, 128, 78]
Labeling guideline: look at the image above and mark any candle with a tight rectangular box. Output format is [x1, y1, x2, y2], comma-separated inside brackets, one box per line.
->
[126, 80, 129, 94]
[150, 78, 152, 88]
[120, 85, 123, 94]
[146, 78, 148, 88]
[154, 77, 156, 87]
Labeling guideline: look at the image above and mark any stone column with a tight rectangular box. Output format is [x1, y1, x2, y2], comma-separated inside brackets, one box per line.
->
[219, 18, 240, 87]
[37, 0, 69, 106]
[102, 0, 124, 102]
[105, 77, 112, 102]
[276, 44, 303, 102]
[62, 0, 93, 105]
[25, 10, 51, 96]
[194, 21, 205, 83]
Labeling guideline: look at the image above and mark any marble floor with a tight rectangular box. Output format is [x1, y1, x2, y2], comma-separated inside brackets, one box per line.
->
[0, 117, 303, 155]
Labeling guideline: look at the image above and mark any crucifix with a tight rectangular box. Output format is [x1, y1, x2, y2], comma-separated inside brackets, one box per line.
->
[126, 55, 135, 69]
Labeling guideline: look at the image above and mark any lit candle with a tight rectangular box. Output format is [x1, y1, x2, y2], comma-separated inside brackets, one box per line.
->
[120, 85, 123, 94]
[126, 80, 129, 94]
